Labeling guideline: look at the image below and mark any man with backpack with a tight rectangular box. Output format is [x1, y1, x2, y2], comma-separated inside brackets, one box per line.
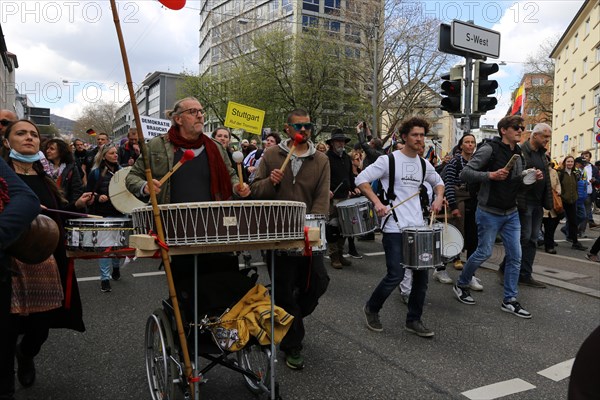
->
[453, 116, 537, 319]
[356, 117, 444, 337]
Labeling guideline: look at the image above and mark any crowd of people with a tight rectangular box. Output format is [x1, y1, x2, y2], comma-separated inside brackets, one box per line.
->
[1, 102, 598, 399]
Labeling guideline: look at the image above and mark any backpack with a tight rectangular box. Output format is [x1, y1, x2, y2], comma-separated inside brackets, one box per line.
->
[377, 153, 429, 214]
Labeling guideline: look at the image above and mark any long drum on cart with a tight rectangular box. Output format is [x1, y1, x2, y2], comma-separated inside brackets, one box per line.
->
[335, 196, 378, 237]
[65, 217, 133, 252]
[131, 200, 307, 246]
[401, 224, 443, 270]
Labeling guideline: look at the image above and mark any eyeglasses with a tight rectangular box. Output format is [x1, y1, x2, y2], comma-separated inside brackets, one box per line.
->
[290, 123, 314, 131]
[511, 125, 525, 131]
[178, 108, 205, 117]
[0, 119, 12, 126]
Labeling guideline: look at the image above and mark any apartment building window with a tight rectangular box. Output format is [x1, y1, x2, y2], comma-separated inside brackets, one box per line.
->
[531, 77, 544, 86]
[585, 18, 590, 36]
[581, 95, 586, 113]
[527, 108, 537, 116]
[574, 33, 579, 50]
[282, 0, 292, 13]
[563, 78, 567, 93]
[578, 134, 584, 151]
[594, 87, 600, 109]
[570, 103, 575, 119]
[572, 69, 577, 85]
[302, 14, 319, 30]
[596, 45, 600, 62]
[211, 47, 220, 63]
[526, 123, 534, 131]
[565, 45, 569, 60]
[557, 56, 560, 67]
[149, 83, 160, 96]
[582, 57, 588, 76]
[345, 46, 360, 59]
[556, 84, 560, 98]
[561, 110, 566, 124]
[303, 0, 319, 12]
[324, 0, 341, 14]
[345, 23, 361, 43]
[270, 0, 279, 14]
[324, 20, 341, 36]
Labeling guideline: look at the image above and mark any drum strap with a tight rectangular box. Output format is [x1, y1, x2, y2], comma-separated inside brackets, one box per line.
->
[381, 155, 426, 230]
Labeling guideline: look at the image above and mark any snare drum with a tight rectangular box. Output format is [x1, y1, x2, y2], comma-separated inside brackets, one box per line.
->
[65, 217, 133, 252]
[131, 201, 306, 246]
[284, 214, 327, 255]
[401, 225, 443, 270]
[336, 197, 378, 237]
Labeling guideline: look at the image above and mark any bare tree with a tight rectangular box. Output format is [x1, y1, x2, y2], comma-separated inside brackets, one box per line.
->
[521, 35, 559, 122]
[73, 100, 119, 140]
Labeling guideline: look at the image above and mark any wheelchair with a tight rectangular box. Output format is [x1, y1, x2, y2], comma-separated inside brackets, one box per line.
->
[144, 265, 280, 400]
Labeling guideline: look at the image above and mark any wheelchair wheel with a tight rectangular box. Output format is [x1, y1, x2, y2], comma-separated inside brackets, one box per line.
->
[237, 344, 271, 395]
[145, 308, 181, 400]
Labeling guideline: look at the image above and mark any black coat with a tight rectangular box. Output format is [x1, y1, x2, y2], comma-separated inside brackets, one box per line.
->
[327, 149, 355, 199]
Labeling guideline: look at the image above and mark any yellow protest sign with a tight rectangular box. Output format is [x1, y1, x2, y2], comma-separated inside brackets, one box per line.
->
[224, 101, 265, 135]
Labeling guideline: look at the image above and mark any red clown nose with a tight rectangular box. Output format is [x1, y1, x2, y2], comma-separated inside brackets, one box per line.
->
[158, 0, 186, 10]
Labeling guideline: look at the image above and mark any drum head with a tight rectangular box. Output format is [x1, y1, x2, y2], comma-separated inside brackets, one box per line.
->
[441, 223, 464, 258]
[109, 167, 145, 214]
[336, 196, 367, 207]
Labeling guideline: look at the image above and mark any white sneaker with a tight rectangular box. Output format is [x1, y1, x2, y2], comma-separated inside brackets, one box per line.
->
[469, 276, 484, 291]
[433, 269, 452, 284]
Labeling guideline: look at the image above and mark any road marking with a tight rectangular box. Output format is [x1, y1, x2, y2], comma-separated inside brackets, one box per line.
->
[537, 358, 575, 382]
[461, 378, 536, 399]
[132, 271, 165, 277]
[77, 276, 100, 282]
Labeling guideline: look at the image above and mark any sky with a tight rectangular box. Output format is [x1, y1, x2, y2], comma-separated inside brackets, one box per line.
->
[1, 0, 585, 128]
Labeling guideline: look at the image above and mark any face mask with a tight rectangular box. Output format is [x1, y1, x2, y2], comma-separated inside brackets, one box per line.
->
[10, 149, 41, 163]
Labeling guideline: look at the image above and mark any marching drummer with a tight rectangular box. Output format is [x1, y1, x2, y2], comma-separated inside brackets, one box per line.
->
[125, 97, 250, 317]
[356, 117, 444, 338]
[251, 108, 330, 370]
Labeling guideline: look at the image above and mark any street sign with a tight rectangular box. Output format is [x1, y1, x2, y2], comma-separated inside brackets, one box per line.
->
[596, 133, 600, 143]
[451, 20, 501, 58]
[438, 23, 485, 59]
[594, 117, 600, 133]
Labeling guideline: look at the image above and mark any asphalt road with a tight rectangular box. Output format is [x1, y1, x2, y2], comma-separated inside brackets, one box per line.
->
[13, 223, 600, 400]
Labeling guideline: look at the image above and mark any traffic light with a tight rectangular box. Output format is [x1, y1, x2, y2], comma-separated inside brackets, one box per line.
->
[440, 66, 464, 115]
[473, 61, 499, 114]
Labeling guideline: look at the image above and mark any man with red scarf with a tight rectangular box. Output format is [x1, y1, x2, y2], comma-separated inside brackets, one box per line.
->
[126, 96, 251, 316]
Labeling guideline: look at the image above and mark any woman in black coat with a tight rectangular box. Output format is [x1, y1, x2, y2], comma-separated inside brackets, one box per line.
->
[43, 138, 84, 206]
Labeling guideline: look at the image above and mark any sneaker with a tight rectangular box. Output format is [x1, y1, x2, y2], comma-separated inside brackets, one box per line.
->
[405, 320, 434, 338]
[101, 280, 112, 292]
[501, 299, 532, 319]
[572, 243, 588, 251]
[330, 259, 343, 269]
[453, 259, 463, 270]
[348, 249, 363, 259]
[468, 276, 484, 291]
[545, 248, 557, 254]
[433, 269, 452, 284]
[111, 268, 121, 281]
[453, 284, 475, 305]
[586, 253, 600, 262]
[363, 304, 383, 332]
[519, 276, 546, 288]
[339, 256, 352, 266]
[284, 348, 304, 370]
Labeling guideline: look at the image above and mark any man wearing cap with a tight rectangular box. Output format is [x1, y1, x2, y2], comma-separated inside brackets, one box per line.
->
[326, 128, 360, 268]
[497, 123, 553, 288]
[0, 109, 17, 141]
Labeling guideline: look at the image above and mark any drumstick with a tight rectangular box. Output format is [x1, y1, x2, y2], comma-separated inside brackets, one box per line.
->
[232, 151, 244, 185]
[43, 207, 103, 219]
[280, 134, 303, 173]
[332, 181, 344, 196]
[388, 191, 420, 212]
[158, 149, 195, 185]
[429, 209, 436, 227]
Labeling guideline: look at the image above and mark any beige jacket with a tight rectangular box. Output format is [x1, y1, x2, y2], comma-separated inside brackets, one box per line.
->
[543, 168, 562, 218]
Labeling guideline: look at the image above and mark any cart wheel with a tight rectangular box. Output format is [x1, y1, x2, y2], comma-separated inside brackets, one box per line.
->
[145, 308, 181, 400]
[237, 344, 271, 395]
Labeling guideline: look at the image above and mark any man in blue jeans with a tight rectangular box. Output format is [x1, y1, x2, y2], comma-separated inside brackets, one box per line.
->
[356, 117, 444, 337]
[453, 115, 539, 319]
[498, 123, 554, 288]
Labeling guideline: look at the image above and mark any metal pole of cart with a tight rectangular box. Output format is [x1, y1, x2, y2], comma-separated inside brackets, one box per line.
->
[194, 255, 200, 399]
[270, 251, 276, 400]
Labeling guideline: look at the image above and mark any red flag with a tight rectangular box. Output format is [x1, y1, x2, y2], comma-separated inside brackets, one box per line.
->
[511, 84, 524, 115]
[158, 0, 186, 10]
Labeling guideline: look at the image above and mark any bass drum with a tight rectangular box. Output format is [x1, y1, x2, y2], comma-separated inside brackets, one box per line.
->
[440, 223, 464, 259]
[109, 167, 146, 214]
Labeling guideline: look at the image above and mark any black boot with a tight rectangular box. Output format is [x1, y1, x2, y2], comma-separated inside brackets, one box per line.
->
[16, 345, 36, 388]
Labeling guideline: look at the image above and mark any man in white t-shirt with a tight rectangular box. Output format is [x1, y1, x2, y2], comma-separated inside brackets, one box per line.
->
[356, 117, 444, 337]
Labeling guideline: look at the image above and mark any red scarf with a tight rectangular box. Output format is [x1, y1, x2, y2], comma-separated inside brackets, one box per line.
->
[167, 126, 233, 200]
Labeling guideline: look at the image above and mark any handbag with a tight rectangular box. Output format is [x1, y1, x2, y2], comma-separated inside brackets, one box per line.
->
[552, 189, 564, 214]
[11, 254, 64, 315]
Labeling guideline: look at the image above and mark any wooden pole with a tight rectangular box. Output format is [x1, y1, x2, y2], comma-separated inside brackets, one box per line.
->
[109, 2, 195, 397]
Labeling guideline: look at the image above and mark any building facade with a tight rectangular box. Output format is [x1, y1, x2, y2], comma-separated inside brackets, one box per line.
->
[549, 1, 600, 160]
[113, 71, 183, 138]
[0, 24, 18, 113]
